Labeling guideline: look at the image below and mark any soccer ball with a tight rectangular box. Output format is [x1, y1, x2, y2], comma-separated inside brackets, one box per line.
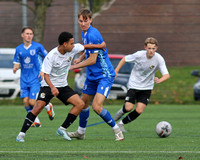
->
[156, 121, 172, 138]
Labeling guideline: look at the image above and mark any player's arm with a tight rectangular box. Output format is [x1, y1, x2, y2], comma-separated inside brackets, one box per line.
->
[38, 71, 44, 81]
[73, 52, 85, 65]
[70, 52, 98, 70]
[115, 57, 126, 77]
[44, 73, 59, 96]
[155, 60, 170, 84]
[154, 74, 170, 84]
[13, 63, 20, 74]
[84, 41, 106, 49]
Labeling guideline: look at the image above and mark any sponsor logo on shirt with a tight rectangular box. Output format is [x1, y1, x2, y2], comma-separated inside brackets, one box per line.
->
[24, 57, 31, 64]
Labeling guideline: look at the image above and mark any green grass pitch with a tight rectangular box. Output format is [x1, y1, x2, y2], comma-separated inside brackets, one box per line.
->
[0, 104, 199, 159]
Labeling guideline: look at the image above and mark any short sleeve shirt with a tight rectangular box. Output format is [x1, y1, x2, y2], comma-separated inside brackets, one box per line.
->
[125, 50, 169, 90]
[82, 26, 116, 80]
[13, 41, 48, 86]
[41, 43, 84, 87]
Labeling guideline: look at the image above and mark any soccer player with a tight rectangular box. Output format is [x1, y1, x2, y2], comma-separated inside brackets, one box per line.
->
[68, 8, 124, 141]
[113, 37, 170, 132]
[13, 27, 55, 127]
[16, 31, 87, 142]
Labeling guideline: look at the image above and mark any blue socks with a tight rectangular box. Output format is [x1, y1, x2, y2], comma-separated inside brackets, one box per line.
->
[79, 108, 115, 128]
[99, 108, 115, 127]
[25, 106, 33, 113]
[79, 107, 90, 128]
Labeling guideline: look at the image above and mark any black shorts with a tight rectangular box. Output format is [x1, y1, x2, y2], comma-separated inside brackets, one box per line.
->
[125, 89, 152, 105]
[37, 86, 76, 105]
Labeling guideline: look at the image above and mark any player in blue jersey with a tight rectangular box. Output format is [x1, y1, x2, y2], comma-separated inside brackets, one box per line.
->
[13, 27, 55, 127]
[68, 8, 124, 141]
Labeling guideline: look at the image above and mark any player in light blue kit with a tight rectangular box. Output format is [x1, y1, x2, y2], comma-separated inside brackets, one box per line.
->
[69, 9, 124, 141]
[13, 27, 55, 127]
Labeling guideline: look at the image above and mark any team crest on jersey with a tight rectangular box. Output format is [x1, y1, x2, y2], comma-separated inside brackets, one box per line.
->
[30, 50, 36, 56]
[67, 57, 72, 62]
[150, 65, 155, 69]
[24, 57, 31, 64]
[40, 93, 45, 99]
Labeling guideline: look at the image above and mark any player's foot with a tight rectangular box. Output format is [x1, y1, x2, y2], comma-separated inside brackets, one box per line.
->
[117, 122, 127, 132]
[57, 128, 71, 141]
[47, 103, 55, 120]
[67, 130, 85, 140]
[113, 127, 124, 141]
[113, 109, 124, 121]
[16, 132, 25, 142]
[31, 122, 41, 127]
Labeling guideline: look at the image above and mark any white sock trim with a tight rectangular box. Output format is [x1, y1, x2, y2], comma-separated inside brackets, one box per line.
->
[78, 126, 86, 135]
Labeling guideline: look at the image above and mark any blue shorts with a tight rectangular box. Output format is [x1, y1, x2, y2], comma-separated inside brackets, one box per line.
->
[82, 77, 114, 97]
[20, 83, 41, 99]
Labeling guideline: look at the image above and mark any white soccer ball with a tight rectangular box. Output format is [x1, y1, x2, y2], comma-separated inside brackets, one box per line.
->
[156, 121, 172, 138]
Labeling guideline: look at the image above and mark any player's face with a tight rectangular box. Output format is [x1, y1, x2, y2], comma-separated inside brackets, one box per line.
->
[21, 29, 34, 43]
[144, 43, 158, 59]
[78, 15, 92, 32]
[64, 38, 75, 52]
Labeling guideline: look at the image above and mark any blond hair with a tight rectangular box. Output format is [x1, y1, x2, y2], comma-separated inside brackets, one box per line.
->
[144, 37, 158, 46]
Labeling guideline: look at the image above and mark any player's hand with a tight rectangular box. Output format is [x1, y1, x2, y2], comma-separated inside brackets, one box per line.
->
[38, 72, 44, 81]
[154, 77, 160, 84]
[114, 70, 118, 79]
[13, 67, 18, 74]
[51, 87, 59, 97]
[73, 58, 81, 64]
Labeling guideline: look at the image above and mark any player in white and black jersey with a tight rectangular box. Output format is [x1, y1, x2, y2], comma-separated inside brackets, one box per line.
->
[113, 37, 170, 132]
[16, 32, 86, 142]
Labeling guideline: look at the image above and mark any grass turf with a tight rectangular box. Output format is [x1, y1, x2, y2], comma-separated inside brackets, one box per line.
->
[0, 104, 199, 159]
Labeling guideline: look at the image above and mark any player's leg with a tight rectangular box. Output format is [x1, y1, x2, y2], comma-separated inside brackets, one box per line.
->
[21, 87, 32, 113]
[29, 84, 42, 127]
[92, 93, 124, 140]
[56, 86, 84, 141]
[16, 87, 53, 142]
[16, 100, 46, 142]
[114, 89, 135, 121]
[118, 90, 151, 132]
[93, 77, 124, 140]
[67, 93, 93, 139]
[67, 79, 95, 139]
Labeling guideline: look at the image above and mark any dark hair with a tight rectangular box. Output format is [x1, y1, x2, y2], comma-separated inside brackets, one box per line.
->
[78, 8, 92, 20]
[58, 32, 73, 45]
[21, 26, 34, 34]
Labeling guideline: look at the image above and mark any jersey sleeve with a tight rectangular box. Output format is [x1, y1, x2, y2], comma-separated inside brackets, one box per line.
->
[41, 54, 53, 74]
[38, 44, 48, 71]
[13, 48, 21, 64]
[73, 43, 85, 54]
[158, 56, 169, 75]
[125, 51, 139, 63]
[88, 31, 103, 54]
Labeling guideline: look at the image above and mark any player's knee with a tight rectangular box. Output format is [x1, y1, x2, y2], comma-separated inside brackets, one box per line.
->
[92, 105, 102, 114]
[23, 98, 29, 106]
[125, 104, 134, 112]
[76, 99, 85, 110]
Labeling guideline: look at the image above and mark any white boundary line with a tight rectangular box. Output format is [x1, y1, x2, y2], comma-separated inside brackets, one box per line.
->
[0, 151, 200, 154]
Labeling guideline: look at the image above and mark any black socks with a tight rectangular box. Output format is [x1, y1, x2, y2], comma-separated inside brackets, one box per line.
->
[21, 112, 36, 133]
[122, 110, 140, 124]
[61, 113, 77, 129]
